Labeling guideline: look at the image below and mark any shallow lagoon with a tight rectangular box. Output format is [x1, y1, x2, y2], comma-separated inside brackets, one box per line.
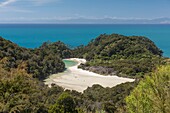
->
[63, 59, 78, 68]
[44, 58, 134, 92]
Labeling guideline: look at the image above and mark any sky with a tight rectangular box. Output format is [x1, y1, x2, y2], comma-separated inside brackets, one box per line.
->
[0, 0, 170, 23]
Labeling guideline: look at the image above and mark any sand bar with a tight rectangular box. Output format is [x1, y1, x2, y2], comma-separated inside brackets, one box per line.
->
[44, 58, 135, 92]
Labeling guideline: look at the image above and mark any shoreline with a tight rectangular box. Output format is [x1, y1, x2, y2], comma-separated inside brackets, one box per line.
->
[44, 58, 135, 92]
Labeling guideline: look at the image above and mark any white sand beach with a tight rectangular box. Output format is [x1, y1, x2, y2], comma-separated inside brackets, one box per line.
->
[44, 58, 135, 92]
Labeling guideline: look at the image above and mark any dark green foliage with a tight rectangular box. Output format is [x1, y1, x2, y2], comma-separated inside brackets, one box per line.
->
[48, 92, 78, 113]
[0, 37, 72, 80]
[87, 34, 162, 57]
[47, 82, 136, 113]
[74, 34, 164, 77]
[81, 82, 137, 112]
[72, 45, 87, 58]
[0, 34, 168, 113]
[103, 102, 116, 113]
[0, 64, 64, 113]
[0, 37, 32, 69]
[38, 41, 72, 59]
[27, 54, 65, 80]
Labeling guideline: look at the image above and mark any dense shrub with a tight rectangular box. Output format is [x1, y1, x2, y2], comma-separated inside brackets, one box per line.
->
[126, 65, 170, 113]
[0, 63, 64, 113]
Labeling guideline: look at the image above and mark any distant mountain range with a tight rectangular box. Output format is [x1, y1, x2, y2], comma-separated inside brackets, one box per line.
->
[1, 17, 170, 24]
[52, 17, 170, 24]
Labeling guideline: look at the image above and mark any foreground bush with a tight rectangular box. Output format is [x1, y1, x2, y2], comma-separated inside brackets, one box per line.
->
[126, 65, 170, 113]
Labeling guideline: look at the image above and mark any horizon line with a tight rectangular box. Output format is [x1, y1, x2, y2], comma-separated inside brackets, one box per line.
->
[0, 22, 170, 25]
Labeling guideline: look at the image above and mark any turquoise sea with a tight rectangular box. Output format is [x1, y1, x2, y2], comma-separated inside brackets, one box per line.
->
[63, 59, 78, 68]
[0, 24, 170, 57]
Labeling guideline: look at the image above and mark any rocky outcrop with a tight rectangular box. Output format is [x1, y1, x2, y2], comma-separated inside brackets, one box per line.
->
[78, 63, 117, 75]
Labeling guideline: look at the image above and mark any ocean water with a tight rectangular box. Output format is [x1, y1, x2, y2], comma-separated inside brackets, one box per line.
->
[0, 24, 170, 57]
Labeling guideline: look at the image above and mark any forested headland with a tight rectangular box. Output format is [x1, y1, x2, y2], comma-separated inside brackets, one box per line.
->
[0, 34, 169, 113]
[0, 37, 72, 80]
[73, 34, 164, 78]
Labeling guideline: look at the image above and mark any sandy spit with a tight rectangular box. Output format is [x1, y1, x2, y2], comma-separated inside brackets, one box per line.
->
[44, 58, 135, 92]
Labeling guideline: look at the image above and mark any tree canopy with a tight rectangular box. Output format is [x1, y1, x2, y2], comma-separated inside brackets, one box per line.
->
[0, 37, 72, 80]
[126, 65, 170, 113]
[0, 34, 169, 113]
[74, 34, 164, 78]
[48, 92, 78, 113]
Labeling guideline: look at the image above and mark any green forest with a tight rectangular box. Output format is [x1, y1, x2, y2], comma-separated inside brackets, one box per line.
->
[0, 34, 169, 113]
[74, 34, 164, 78]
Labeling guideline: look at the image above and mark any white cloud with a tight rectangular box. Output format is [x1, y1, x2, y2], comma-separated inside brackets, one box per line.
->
[0, 0, 44, 13]
[25, 0, 60, 6]
[0, 0, 17, 7]
[0, 0, 59, 7]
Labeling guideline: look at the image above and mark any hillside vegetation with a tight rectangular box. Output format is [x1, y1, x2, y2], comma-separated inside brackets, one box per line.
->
[0, 60, 137, 113]
[74, 34, 164, 77]
[0, 37, 71, 80]
[0, 63, 65, 112]
[126, 65, 170, 113]
[1, 34, 164, 79]
[0, 34, 169, 113]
